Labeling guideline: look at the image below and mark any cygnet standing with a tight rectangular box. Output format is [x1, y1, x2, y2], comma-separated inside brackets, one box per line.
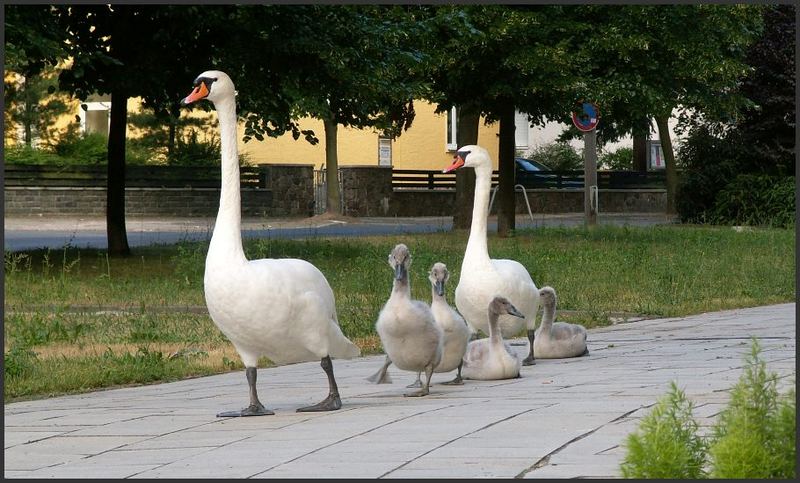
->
[366, 244, 443, 397]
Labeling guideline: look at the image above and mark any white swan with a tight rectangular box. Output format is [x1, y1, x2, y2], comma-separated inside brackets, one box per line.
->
[366, 244, 443, 397]
[181, 71, 360, 416]
[444, 145, 541, 365]
[534, 286, 589, 358]
[461, 296, 523, 380]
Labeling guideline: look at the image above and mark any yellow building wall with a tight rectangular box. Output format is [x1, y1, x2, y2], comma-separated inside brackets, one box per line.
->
[237, 101, 501, 171]
[9, 78, 501, 171]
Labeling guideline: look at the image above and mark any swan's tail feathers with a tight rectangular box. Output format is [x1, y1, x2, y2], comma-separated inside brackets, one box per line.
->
[539, 286, 557, 323]
[328, 322, 361, 360]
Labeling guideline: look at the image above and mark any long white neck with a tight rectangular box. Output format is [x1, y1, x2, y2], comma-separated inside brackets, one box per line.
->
[464, 163, 493, 267]
[209, 95, 246, 263]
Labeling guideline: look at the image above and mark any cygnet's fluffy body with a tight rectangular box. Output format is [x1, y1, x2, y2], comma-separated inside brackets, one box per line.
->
[533, 287, 589, 359]
[367, 244, 443, 397]
[461, 296, 523, 381]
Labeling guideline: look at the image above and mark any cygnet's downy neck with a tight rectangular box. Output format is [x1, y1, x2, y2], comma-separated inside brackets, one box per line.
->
[209, 94, 245, 262]
[392, 269, 411, 297]
[540, 297, 556, 331]
[487, 310, 503, 346]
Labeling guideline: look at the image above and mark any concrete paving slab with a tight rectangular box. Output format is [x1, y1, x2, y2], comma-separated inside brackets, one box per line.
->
[4, 303, 795, 478]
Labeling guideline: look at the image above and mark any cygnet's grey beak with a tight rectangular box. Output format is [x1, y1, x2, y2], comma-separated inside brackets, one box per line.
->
[394, 264, 406, 281]
[507, 304, 524, 318]
[434, 280, 445, 296]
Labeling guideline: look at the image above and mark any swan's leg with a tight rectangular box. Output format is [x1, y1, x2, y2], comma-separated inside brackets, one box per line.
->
[366, 355, 393, 384]
[297, 356, 342, 412]
[405, 364, 433, 397]
[406, 372, 423, 388]
[441, 361, 464, 385]
[217, 367, 275, 417]
[522, 330, 536, 366]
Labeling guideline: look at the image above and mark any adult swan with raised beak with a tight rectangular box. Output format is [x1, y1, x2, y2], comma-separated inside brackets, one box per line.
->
[181, 71, 360, 416]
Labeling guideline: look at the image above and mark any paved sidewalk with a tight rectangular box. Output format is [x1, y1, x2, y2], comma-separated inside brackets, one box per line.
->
[4, 303, 795, 479]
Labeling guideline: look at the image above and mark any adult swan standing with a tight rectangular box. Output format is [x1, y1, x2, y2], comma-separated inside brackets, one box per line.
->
[181, 71, 360, 416]
[443, 145, 540, 365]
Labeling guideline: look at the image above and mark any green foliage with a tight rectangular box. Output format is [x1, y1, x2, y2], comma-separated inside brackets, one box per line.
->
[620, 382, 707, 478]
[527, 142, 582, 171]
[4, 346, 39, 379]
[599, 147, 634, 171]
[707, 340, 796, 478]
[677, 6, 794, 225]
[3, 144, 65, 165]
[52, 131, 109, 165]
[621, 339, 796, 479]
[709, 174, 795, 228]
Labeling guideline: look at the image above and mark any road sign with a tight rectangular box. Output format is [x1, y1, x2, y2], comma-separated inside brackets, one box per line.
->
[572, 102, 600, 132]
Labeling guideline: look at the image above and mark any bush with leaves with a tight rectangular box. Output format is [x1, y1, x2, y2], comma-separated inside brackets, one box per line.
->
[620, 338, 796, 479]
[526, 141, 583, 171]
[707, 340, 796, 478]
[709, 174, 795, 228]
[599, 146, 634, 170]
[620, 381, 707, 478]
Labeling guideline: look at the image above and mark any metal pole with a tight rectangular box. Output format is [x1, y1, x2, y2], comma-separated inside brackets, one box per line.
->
[584, 129, 598, 226]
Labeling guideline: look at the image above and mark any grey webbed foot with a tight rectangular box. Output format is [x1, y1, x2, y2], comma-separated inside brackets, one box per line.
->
[440, 375, 463, 385]
[296, 393, 342, 412]
[522, 355, 536, 366]
[403, 387, 430, 397]
[406, 379, 423, 389]
[217, 403, 275, 417]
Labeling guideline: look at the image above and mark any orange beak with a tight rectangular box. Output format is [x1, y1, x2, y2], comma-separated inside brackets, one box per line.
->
[181, 82, 209, 106]
[443, 154, 465, 173]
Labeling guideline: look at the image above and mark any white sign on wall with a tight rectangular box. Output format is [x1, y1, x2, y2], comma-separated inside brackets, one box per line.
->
[378, 137, 392, 166]
[649, 141, 665, 170]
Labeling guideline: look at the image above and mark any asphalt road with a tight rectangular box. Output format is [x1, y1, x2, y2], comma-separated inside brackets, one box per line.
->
[3, 213, 677, 252]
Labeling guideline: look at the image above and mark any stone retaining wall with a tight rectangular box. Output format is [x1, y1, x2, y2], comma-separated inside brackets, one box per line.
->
[4, 164, 313, 217]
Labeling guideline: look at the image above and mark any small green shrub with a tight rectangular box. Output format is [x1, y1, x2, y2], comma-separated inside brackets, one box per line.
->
[526, 141, 583, 171]
[599, 146, 634, 170]
[620, 381, 707, 478]
[709, 174, 795, 228]
[707, 340, 796, 478]
[53, 131, 109, 165]
[621, 339, 796, 479]
[4, 346, 39, 379]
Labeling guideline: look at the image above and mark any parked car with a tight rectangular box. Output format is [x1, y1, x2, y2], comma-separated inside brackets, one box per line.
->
[514, 157, 583, 189]
[515, 157, 552, 172]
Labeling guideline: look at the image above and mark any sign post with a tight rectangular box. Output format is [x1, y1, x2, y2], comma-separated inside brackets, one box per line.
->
[572, 102, 599, 227]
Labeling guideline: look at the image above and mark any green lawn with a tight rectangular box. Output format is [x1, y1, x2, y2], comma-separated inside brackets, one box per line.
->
[4, 224, 795, 401]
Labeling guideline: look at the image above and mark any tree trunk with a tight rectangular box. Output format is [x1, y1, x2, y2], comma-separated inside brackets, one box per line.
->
[167, 105, 178, 161]
[632, 135, 647, 172]
[23, 76, 33, 147]
[453, 107, 480, 229]
[632, 117, 649, 172]
[497, 105, 516, 237]
[106, 90, 131, 256]
[323, 117, 341, 215]
[655, 115, 678, 215]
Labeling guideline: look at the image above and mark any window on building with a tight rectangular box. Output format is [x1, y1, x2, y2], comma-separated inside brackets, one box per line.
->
[79, 98, 111, 136]
[446, 106, 457, 151]
[446, 106, 531, 152]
